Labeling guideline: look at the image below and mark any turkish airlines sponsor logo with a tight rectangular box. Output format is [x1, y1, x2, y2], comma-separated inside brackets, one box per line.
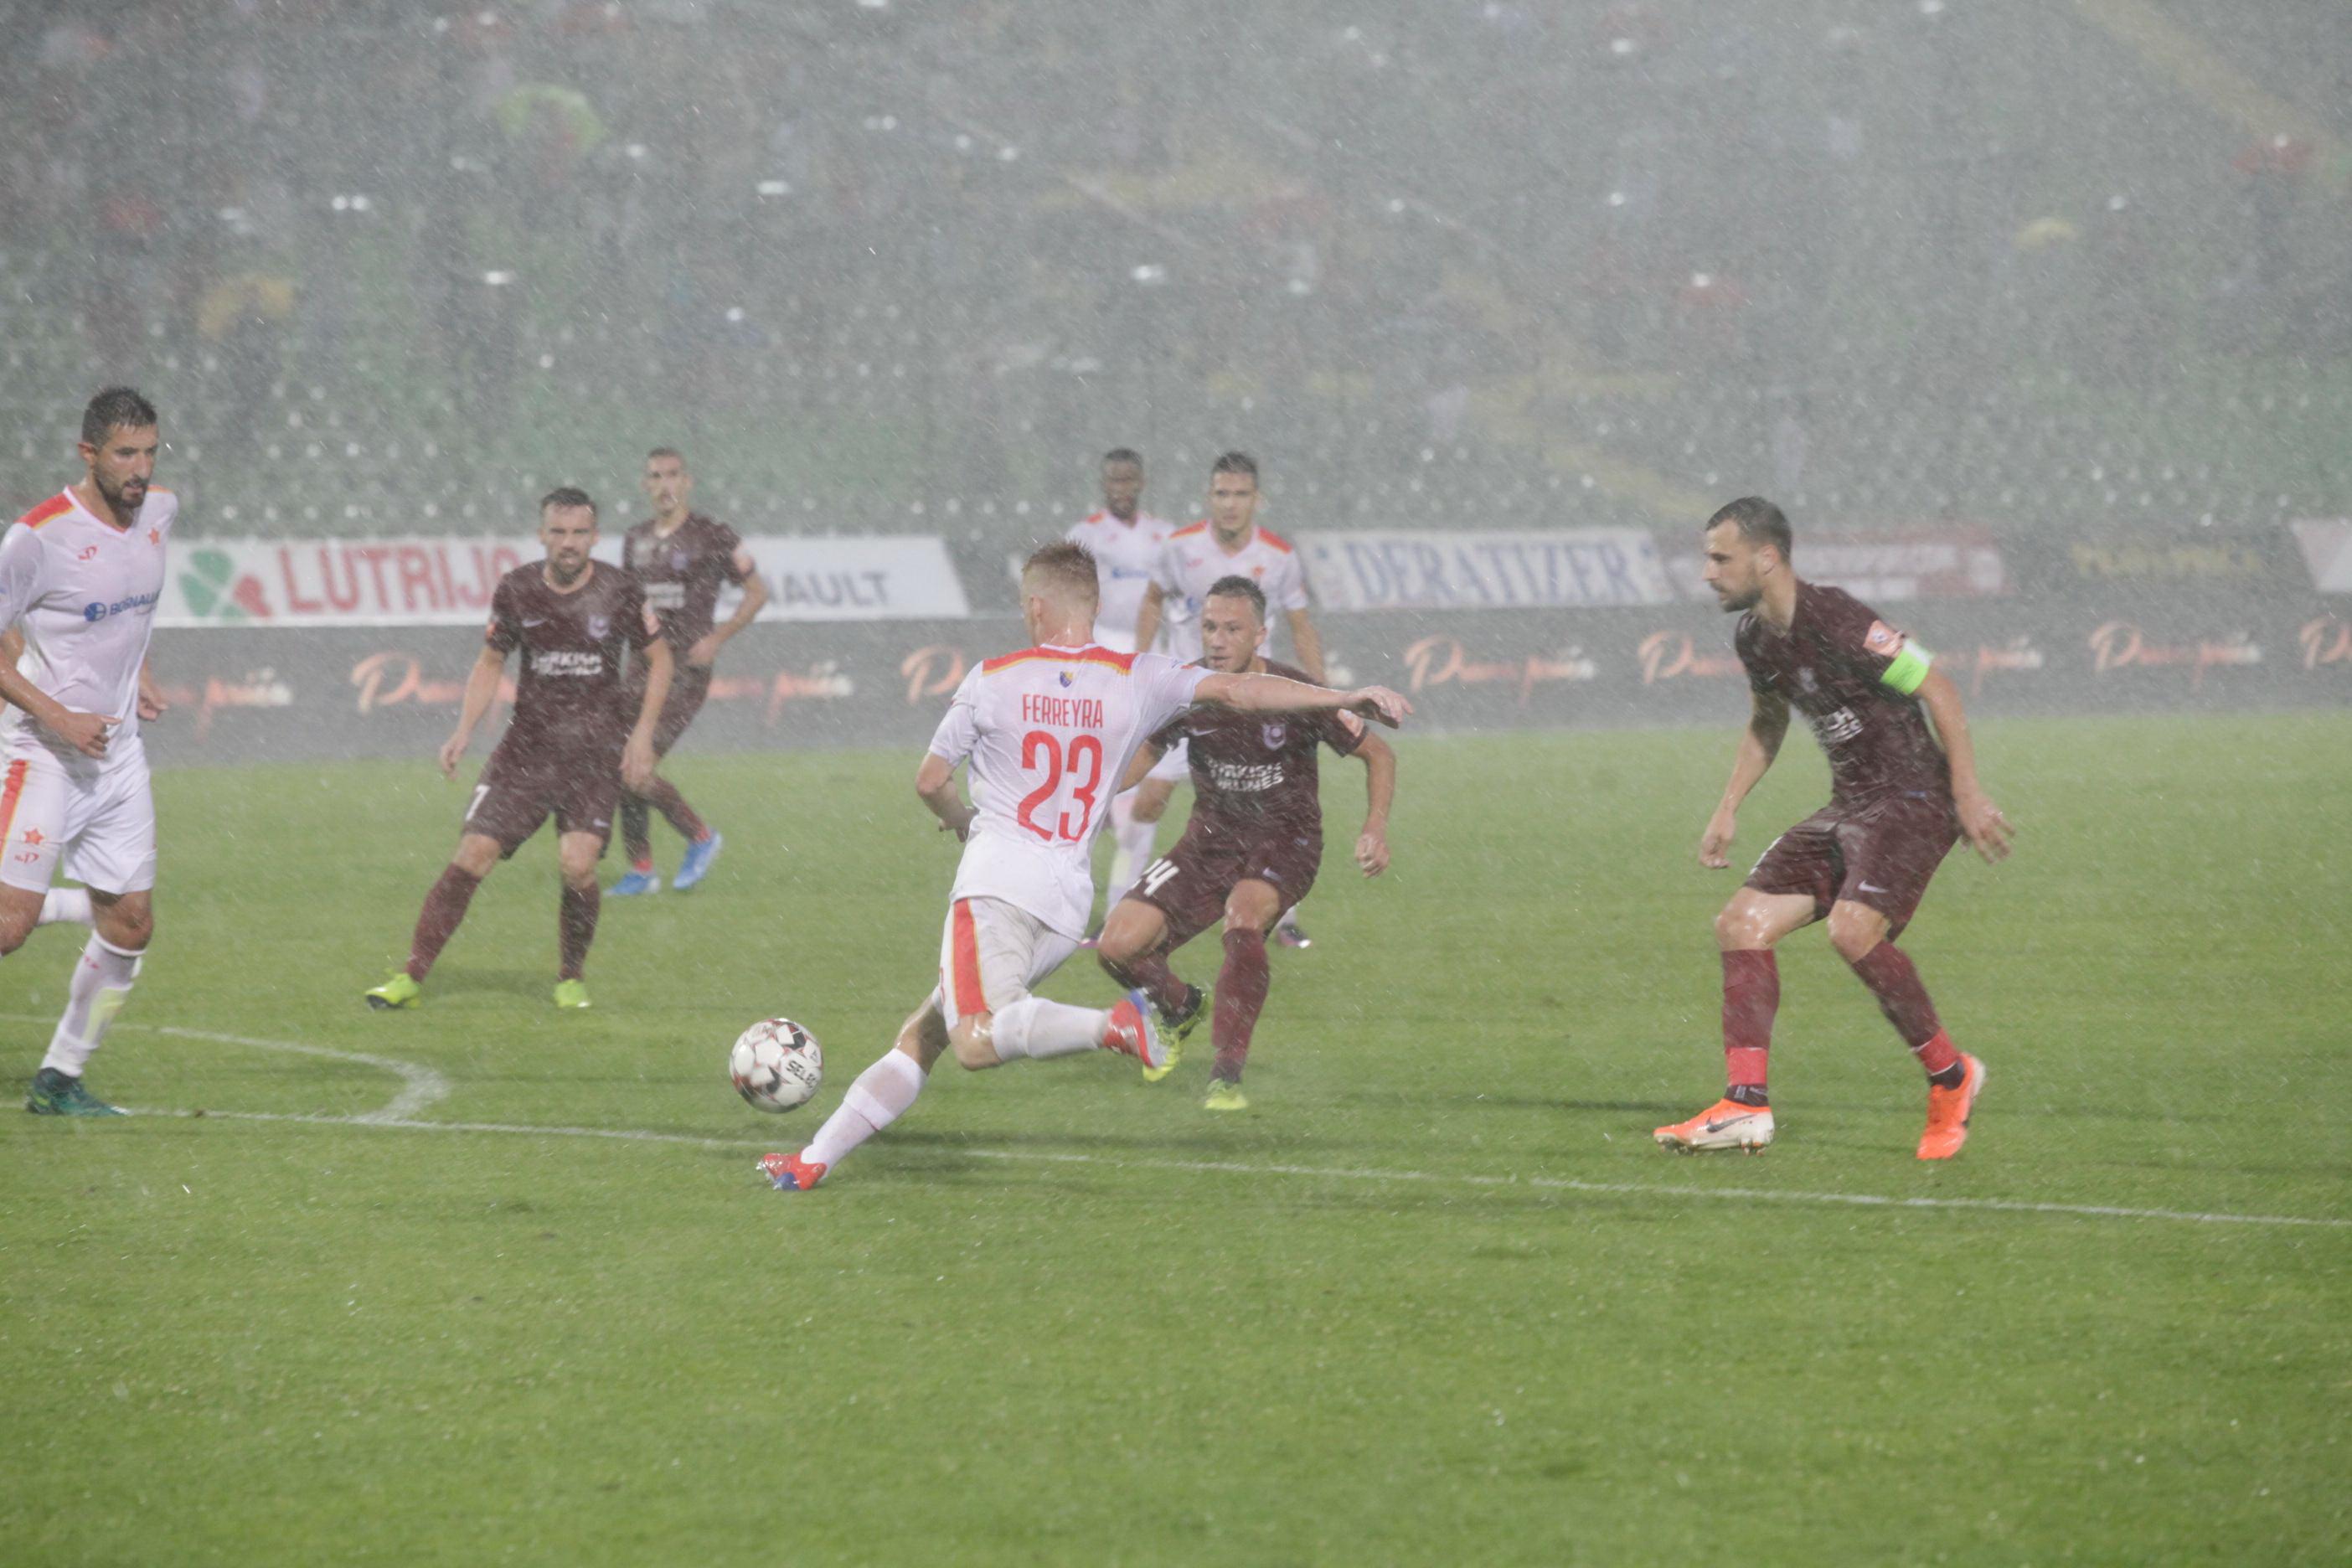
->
[2087, 622, 2262, 688]
[1401, 636, 1597, 704]
[1636, 632, 1744, 683]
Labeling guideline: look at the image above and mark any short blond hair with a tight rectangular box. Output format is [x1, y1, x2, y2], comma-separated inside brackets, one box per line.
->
[1022, 540, 1101, 606]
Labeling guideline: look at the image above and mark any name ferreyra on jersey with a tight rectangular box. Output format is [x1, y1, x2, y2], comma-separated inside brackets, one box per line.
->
[1, 487, 174, 767]
[1065, 509, 1176, 652]
[1152, 522, 1309, 663]
[928, 643, 1210, 939]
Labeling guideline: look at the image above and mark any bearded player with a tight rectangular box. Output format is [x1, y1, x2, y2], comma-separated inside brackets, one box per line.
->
[1065, 447, 1177, 917]
[609, 446, 767, 897]
[366, 488, 670, 1011]
[4, 388, 175, 1116]
[757, 542, 1409, 1193]
[1096, 575, 1395, 1110]
[1132, 451, 1323, 949]
[1656, 498, 2015, 1160]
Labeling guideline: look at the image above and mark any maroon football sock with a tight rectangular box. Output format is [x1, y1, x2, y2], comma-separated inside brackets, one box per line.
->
[405, 865, 482, 981]
[619, 796, 653, 867]
[644, 777, 708, 843]
[1211, 927, 1271, 1082]
[1720, 949, 1778, 1099]
[1098, 946, 1190, 1017]
[1846, 941, 1956, 1074]
[559, 883, 601, 981]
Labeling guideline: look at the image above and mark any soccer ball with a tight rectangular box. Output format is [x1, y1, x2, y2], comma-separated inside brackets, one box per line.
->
[730, 1019, 823, 1113]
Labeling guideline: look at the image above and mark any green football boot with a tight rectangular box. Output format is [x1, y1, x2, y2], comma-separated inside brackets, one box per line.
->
[364, 972, 421, 1011]
[1141, 984, 1207, 1085]
[552, 978, 592, 1009]
[25, 1067, 126, 1117]
[1202, 1079, 1250, 1113]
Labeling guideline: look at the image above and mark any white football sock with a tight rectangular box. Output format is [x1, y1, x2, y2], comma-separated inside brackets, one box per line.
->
[39, 887, 93, 928]
[802, 1049, 926, 1170]
[989, 996, 1108, 1061]
[1106, 793, 1159, 897]
[1276, 900, 1305, 934]
[39, 933, 142, 1079]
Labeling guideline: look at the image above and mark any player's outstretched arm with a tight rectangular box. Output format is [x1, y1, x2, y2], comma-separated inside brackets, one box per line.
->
[1132, 582, 1165, 654]
[1352, 730, 1395, 876]
[915, 752, 975, 841]
[1700, 688, 1789, 868]
[1916, 668, 2014, 863]
[1194, 671, 1411, 728]
[622, 637, 673, 791]
[440, 644, 508, 778]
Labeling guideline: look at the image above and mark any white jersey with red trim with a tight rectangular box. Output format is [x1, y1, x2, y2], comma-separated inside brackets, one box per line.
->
[1150, 522, 1311, 663]
[1063, 508, 1177, 652]
[0, 487, 174, 765]
[927, 642, 1210, 936]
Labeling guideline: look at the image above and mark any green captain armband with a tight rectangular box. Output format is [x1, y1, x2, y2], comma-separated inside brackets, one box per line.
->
[1880, 640, 1933, 696]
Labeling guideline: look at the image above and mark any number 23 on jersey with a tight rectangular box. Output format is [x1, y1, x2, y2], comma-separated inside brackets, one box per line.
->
[1015, 730, 1104, 842]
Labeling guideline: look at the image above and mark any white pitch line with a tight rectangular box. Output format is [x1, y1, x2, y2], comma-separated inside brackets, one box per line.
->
[151, 1106, 2351, 1232]
[0, 1013, 452, 1122]
[28, 1017, 2347, 1232]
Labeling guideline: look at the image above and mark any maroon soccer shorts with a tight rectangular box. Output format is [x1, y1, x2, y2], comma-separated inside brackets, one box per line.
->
[463, 740, 622, 859]
[1127, 820, 1323, 950]
[1744, 793, 1960, 937]
[620, 664, 712, 759]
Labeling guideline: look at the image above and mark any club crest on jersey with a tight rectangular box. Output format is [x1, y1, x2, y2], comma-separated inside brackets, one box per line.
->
[670, 549, 690, 570]
[1798, 667, 1818, 694]
[1261, 722, 1287, 748]
[1059, 671, 1074, 688]
[587, 614, 611, 641]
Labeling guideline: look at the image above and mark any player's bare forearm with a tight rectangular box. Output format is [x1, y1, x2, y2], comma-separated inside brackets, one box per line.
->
[634, 637, 674, 739]
[1357, 732, 1395, 833]
[1700, 692, 1786, 867]
[449, 647, 506, 745]
[1133, 585, 1164, 652]
[710, 572, 768, 652]
[1118, 745, 1164, 794]
[1196, 672, 1411, 727]
[1919, 668, 2015, 860]
[1288, 611, 1325, 683]
[915, 753, 974, 840]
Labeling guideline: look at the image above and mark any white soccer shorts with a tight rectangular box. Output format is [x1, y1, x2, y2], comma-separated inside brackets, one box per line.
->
[0, 741, 157, 896]
[932, 895, 1080, 1029]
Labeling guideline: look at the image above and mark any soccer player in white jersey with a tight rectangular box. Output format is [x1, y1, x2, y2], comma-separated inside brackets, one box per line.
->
[1132, 451, 1326, 947]
[757, 541, 1409, 1192]
[1064, 447, 1178, 916]
[0, 388, 175, 1116]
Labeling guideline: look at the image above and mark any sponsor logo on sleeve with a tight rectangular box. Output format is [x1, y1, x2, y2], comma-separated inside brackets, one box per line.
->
[1863, 620, 1903, 657]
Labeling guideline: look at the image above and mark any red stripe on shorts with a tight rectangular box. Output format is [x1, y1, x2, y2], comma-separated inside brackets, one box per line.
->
[950, 899, 988, 1019]
[0, 759, 28, 843]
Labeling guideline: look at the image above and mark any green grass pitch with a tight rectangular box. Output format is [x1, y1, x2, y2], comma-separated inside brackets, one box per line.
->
[3, 711, 2346, 1565]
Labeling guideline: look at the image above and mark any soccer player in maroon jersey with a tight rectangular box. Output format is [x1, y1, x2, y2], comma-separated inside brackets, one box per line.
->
[364, 488, 672, 1011]
[1095, 575, 1396, 1109]
[608, 447, 766, 896]
[1656, 498, 2015, 1159]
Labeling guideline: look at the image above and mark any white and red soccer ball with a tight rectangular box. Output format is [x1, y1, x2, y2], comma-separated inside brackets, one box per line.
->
[730, 1019, 823, 1113]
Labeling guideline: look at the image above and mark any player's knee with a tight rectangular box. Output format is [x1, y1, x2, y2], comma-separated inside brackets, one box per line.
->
[560, 863, 599, 893]
[1827, 906, 1886, 964]
[0, 918, 32, 957]
[1713, 901, 1763, 950]
[948, 1018, 998, 1070]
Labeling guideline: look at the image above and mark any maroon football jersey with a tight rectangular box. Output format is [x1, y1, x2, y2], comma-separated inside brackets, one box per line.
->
[485, 560, 659, 759]
[1733, 580, 1950, 806]
[622, 513, 750, 649]
[1149, 659, 1363, 841]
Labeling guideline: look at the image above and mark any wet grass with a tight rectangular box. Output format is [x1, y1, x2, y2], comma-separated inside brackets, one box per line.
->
[3, 711, 2346, 1565]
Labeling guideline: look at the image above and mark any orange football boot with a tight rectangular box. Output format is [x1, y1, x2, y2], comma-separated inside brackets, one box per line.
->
[1653, 1097, 1775, 1153]
[1916, 1054, 1987, 1161]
